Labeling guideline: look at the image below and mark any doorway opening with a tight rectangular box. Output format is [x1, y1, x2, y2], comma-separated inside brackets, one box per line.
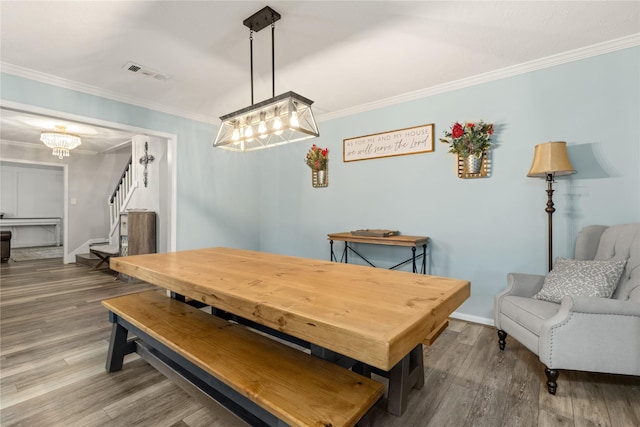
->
[0, 102, 177, 264]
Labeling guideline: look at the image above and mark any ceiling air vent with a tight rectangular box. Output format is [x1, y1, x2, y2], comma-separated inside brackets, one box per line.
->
[122, 62, 170, 81]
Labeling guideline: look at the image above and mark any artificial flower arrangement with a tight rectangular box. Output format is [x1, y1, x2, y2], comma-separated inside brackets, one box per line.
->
[440, 121, 494, 158]
[305, 144, 329, 171]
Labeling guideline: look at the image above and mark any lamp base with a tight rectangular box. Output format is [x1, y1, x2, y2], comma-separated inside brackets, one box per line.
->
[545, 173, 556, 272]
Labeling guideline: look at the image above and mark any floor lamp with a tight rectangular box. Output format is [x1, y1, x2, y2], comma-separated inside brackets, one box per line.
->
[527, 141, 575, 271]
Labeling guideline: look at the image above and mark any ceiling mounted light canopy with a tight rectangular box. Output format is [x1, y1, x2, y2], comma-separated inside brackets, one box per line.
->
[40, 125, 82, 159]
[213, 6, 319, 152]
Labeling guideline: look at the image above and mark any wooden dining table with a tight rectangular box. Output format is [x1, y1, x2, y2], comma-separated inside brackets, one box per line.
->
[110, 247, 470, 416]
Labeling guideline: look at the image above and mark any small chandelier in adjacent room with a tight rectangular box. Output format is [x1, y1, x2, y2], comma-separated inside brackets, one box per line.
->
[213, 6, 319, 152]
[40, 125, 82, 159]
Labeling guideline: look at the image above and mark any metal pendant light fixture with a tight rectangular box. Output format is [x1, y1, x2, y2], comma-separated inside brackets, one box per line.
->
[213, 6, 319, 152]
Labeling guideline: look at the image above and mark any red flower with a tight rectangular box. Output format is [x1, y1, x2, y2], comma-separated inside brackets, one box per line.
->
[451, 122, 464, 138]
[440, 120, 494, 158]
[305, 144, 329, 171]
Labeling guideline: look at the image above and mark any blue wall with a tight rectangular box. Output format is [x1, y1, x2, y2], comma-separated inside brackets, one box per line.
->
[0, 73, 261, 251]
[2, 46, 638, 322]
[256, 47, 640, 321]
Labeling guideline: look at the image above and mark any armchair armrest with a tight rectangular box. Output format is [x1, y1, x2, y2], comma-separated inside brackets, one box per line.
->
[494, 273, 546, 329]
[562, 295, 640, 316]
[539, 296, 640, 375]
[502, 273, 545, 298]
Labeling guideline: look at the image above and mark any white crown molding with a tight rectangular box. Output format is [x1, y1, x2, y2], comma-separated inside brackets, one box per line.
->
[2, 34, 638, 126]
[316, 33, 640, 123]
[0, 62, 217, 125]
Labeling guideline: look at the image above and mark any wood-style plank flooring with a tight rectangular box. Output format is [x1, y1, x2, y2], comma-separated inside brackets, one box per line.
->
[1, 258, 638, 426]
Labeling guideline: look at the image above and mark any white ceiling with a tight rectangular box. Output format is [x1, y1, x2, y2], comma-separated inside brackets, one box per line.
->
[1, 1, 639, 152]
[0, 108, 135, 154]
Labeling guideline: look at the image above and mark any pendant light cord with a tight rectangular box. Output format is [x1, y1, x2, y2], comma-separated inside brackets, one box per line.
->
[250, 29, 254, 105]
[248, 13, 277, 105]
[271, 21, 275, 98]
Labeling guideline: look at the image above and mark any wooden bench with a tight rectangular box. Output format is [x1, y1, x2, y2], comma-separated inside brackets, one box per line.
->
[89, 244, 119, 270]
[102, 291, 384, 427]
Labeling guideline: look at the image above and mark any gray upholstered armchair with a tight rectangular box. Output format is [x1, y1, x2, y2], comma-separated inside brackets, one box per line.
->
[494, 223, 640, 394]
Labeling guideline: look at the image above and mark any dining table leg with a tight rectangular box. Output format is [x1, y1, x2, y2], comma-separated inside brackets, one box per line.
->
[387, 344, 424, 416]
[312, 343, 425, 417]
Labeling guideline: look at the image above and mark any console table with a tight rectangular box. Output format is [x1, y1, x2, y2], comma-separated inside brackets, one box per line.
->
[328, 232, 429, 274]
[0, 217, 62, 246]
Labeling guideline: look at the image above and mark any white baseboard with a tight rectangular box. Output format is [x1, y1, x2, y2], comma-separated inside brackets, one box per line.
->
[450, 311, 495, 327]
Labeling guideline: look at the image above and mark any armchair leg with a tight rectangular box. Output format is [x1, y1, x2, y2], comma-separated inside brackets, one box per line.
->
[544, 367, 559, 395]
[497, 329, 507, 350]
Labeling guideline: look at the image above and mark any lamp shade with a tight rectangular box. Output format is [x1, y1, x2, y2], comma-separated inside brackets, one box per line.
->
[527, 141, 575, 177]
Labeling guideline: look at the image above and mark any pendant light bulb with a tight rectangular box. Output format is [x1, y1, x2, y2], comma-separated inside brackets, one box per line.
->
[290, 110, 299, 128]
[244, 117, 254, 141]
[244, 126, 254, 141]
[258, 112, 268, 139]
[273, 107, 283, 135]
[232, 122, 240, 141]
[273, 117, 283, 135]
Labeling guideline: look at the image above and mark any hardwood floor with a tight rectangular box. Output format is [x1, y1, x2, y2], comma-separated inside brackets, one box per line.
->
[1, 258, 638, 426]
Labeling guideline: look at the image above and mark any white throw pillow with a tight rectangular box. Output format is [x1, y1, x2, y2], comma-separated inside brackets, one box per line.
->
[534, 257, 627, 304]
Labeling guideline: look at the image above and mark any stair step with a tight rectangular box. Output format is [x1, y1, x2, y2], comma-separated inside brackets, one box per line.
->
[89, 244, 119, 256]
[76, 253, 103, 267]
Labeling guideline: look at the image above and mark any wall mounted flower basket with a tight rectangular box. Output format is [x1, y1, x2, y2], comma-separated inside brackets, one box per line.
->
[440, 121, 495, 179]
[306, 144, 329, 188]
[457, 149, 491, 178]
[312, 169, 328, 188]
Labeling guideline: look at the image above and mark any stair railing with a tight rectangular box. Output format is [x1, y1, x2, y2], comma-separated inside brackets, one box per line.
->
[108, 155, 137, 240]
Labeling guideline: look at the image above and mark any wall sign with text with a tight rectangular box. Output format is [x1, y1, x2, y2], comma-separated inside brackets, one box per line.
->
[343, 123, 434, 162]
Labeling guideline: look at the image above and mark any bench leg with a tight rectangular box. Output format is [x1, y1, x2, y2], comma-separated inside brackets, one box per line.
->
[90, 251, 110, 270]
[387, 344, 424, 416]
[93, 257, 108, 270]
[106, 323, 129, 372]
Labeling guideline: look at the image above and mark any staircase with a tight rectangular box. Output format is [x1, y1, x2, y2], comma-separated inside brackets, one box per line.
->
[75, 155, 136, 267]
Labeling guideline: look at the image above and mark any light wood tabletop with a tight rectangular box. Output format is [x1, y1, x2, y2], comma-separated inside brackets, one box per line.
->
[328, 232, 429, 247]
[111, 247, 470, 372]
